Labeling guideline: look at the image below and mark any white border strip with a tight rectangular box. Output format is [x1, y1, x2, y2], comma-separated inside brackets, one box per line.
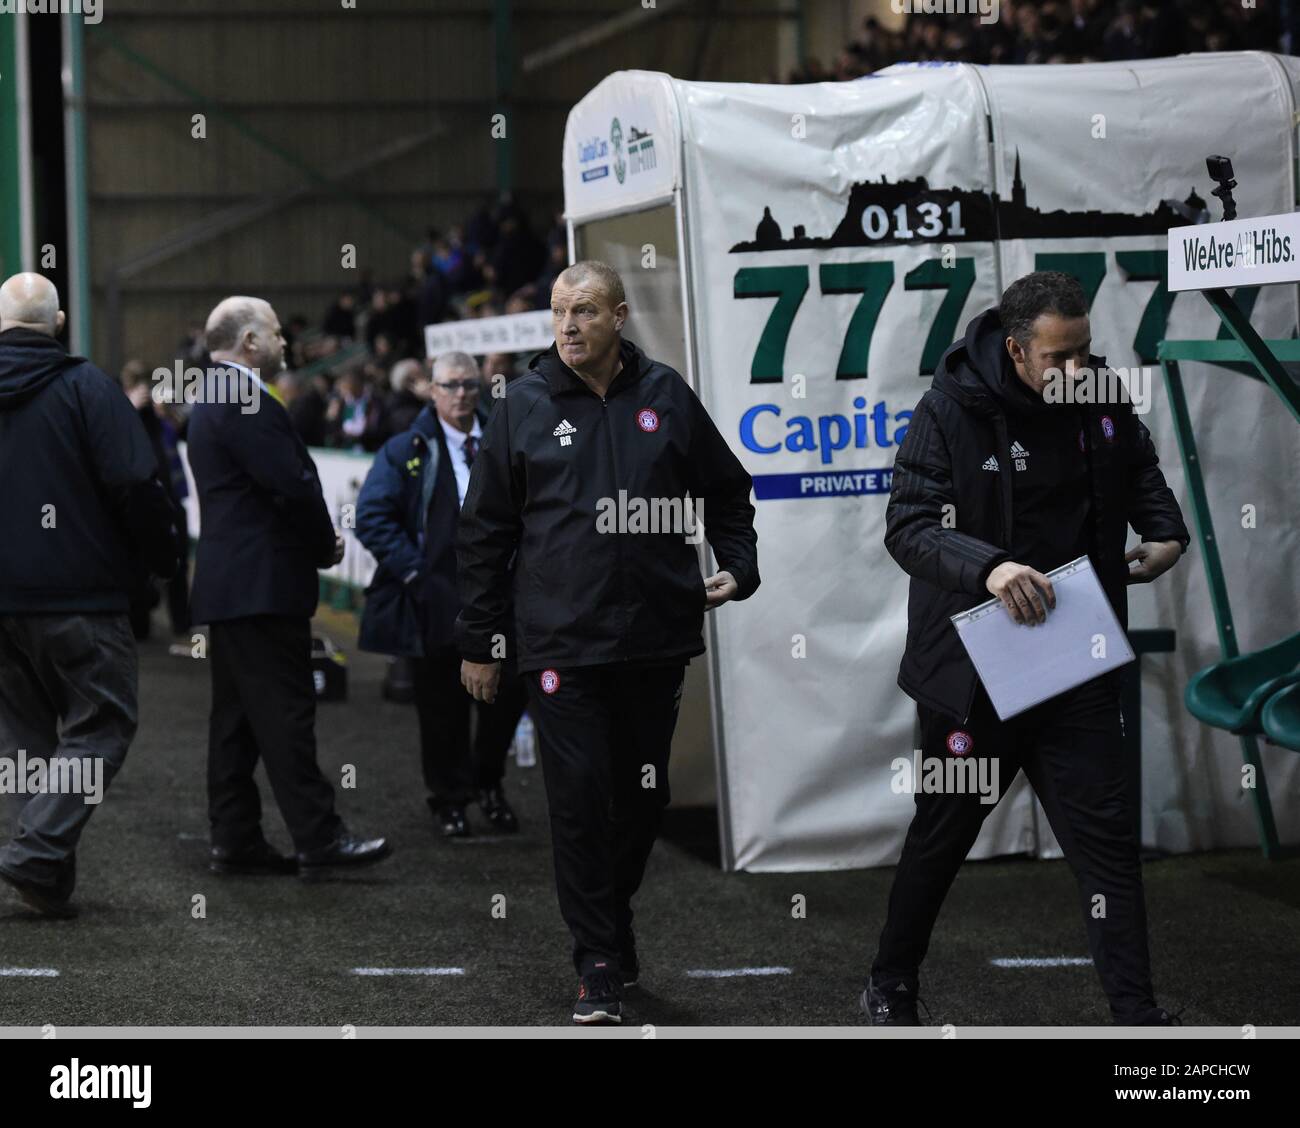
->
[350, 968, 466, 977]
[685, 967, 793, 978]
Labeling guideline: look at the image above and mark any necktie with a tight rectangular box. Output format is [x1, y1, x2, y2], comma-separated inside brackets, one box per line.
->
[464, 435, 478, 467]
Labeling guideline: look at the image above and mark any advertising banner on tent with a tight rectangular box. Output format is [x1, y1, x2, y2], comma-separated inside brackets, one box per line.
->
[678, 65, 1036, 871]
[568, 55, 1300, 873]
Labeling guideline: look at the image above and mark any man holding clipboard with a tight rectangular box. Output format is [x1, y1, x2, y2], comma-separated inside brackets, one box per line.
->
[863, 272, 1190, 1026]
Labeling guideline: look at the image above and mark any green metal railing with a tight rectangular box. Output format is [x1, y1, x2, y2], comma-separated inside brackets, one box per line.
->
[1158, 289, 1300, 859]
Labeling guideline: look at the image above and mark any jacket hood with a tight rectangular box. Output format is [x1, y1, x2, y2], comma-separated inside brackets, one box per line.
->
[0, 328, 80, 410]
[931, 308, 1033, 417]
[932, 308, 1111, 418]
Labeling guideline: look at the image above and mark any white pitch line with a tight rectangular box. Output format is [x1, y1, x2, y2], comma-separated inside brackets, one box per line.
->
[0, 968, 59, 977]
[350, 967, 466, 976]
[990, 957, 1093, 968]
[685, 967, 793, 978]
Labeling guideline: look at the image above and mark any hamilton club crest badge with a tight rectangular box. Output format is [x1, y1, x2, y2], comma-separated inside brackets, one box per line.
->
[539, 669, 561, 695]
[946, 730, 973, 756]
[636, 408, 659, 433]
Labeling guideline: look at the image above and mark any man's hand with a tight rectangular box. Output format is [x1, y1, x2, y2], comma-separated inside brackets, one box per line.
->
[1125, 540, 1182, 583]
[461, 659, 501, 703]
[986, 561, 1056, 625]
[330, 531, 345, 565]
[704, 570, 738, 610]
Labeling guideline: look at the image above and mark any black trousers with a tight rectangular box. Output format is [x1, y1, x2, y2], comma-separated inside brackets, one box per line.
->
[207, 616, 342, 854]
[525, 662, 686, 976]
[871, 674, 1157, 1022]
[412, 647, 527, 807]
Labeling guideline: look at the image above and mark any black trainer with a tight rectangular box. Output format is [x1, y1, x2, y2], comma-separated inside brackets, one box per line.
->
[1125, 1006, 1183, 1026]
[0, 862, 78, 919]
[478, 787, 519, 833]
[210, 839, 298, 876]
[429, 799, 471, 838]
[573, 966, 623, 1025]
[861, 976, 929, 1026]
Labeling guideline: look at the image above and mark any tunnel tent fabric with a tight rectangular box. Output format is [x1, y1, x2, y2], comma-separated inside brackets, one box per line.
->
[562, 54, 1300, 872]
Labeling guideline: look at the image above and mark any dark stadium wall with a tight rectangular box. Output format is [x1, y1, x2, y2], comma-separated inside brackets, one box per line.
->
[82, 0, 795, 369]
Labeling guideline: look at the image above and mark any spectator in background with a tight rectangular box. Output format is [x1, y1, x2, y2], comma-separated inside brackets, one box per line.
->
[323, 293, 357, 342]
[491, 215, 546, 298]
[356, 349, 527, 839]
[1059, 0, 1105, 59]
[277, 369, 329, 448]
[464, 201, 498, 257]
[283, 315, 309, 369]
[384, 358, 429, 438]
[326, 367, 386, 452]
[176, 323, 209, 369]
[365, 289, 396, 353]
[528, 243, 568, 311]
[412, 250, 447, 343]
[385, 282, 421, 359]
[433, 232, 474, 294]
[121, 361, 191, 642]
[479, 352, 516, 402]
[1103, 1, 1147, 60]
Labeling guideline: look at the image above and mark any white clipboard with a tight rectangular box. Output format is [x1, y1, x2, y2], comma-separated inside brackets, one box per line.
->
[949, 555, 1134, 721]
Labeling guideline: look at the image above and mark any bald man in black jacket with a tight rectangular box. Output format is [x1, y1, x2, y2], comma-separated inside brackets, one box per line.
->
[0, 273, 180, 917]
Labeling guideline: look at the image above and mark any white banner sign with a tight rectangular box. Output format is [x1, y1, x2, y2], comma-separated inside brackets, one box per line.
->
[424, 310, 554, 358]
[1167, 210, 1300, 291]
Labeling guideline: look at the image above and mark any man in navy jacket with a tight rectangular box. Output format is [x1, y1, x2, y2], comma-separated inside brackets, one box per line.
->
[356, 351, 527, 837]
[188, 296, 390, 876]
[0, 273, 179, 917]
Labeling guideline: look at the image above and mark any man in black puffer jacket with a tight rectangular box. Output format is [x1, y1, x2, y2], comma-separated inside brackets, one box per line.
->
[0, 273, 180, 918]
[864, 271, 1189, 1027]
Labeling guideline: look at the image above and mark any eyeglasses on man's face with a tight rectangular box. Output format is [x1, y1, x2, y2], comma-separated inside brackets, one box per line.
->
[434, 380, 480, 394]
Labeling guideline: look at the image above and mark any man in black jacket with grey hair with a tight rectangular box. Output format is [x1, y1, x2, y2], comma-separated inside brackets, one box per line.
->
[864, 271, 1189, 1026]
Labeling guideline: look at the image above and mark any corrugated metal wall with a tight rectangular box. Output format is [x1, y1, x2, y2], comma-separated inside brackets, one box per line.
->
[86, 0, 794, 369]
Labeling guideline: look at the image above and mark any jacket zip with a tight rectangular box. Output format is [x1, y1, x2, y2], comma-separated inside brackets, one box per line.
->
[961, 409, 1014, 725]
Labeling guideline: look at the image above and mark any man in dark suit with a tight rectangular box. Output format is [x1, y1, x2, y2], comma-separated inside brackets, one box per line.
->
[189, 296, 390, 876]
[356, 351, 527, 837]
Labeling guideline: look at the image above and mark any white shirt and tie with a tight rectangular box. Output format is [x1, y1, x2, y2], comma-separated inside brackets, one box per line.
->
[439, 415, 483, 508]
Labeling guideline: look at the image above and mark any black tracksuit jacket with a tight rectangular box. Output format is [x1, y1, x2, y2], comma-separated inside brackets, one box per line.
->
[885, 308, 1190, 723]
[455, 337, 759, 671]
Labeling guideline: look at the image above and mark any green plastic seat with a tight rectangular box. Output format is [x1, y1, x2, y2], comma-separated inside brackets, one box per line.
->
[1261, 684, 1300, 752]
[1184, 630, 1300, 735]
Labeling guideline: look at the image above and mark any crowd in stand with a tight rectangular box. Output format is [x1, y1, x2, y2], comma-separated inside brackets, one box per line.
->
[785, 0, 1290, 82]
[134, 193, 567, 459]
